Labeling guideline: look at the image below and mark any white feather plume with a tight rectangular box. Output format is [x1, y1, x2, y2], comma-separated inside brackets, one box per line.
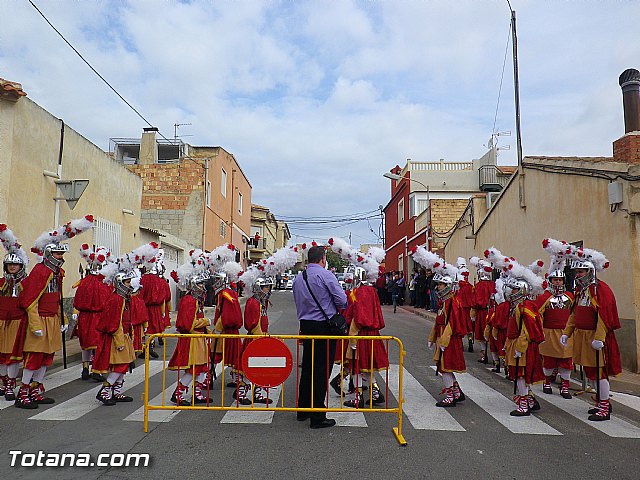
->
[222, 261, 243, 282]
[32, 215, 94, 257]
[0, 224, 28, 267]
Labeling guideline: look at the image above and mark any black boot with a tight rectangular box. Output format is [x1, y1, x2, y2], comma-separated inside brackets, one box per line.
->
[81, 366, 90, 380]
[330, 374, 343, 395]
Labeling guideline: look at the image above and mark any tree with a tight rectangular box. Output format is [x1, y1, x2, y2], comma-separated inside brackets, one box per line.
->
[326, 250, 349, 272]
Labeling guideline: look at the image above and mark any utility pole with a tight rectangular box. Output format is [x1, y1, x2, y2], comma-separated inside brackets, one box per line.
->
[510, 7, 526, 208]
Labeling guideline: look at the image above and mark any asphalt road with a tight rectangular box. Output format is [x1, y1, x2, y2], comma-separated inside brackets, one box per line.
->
[2, 290, 640, 480]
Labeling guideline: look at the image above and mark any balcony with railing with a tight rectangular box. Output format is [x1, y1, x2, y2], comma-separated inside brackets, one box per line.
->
[479, 165, 510, 192]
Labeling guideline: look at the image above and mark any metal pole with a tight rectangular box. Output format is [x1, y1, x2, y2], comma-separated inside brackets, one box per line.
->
[511, 9, 526, 208]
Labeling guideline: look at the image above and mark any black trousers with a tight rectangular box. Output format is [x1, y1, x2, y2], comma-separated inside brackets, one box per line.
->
[298, 320, 337, 423]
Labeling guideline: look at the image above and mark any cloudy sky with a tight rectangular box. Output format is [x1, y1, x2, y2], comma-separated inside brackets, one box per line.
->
[2, 0, 639, 247]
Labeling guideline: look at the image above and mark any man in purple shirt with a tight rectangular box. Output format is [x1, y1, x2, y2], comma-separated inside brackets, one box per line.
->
[293, 246, 347, 429]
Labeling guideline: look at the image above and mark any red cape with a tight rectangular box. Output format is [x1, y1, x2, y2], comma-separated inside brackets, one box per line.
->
[352, 285, 385, 331]
[19, 263, 61, 311]
[474, 280, 495, 310]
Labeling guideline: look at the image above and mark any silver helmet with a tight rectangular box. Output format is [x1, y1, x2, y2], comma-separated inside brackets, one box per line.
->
[433, 273, 454, 300]
[113, 271, 136, 298]
[211, 272, 228, 295]
[252, 276, 274, 303]
[477, 267, 492, 281]
[3, 252, 27, 283]
[503, 277, 530, 304]
[571, 259, 595, 290]
[43, 242, 69, 271]
[187, 271, 210, 298]
[547, 269, 566, 296]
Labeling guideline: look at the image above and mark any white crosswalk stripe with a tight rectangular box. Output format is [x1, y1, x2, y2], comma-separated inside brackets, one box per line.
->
[326, 365, 367, 427]
[389, 365, 465, 431]
[28, 361, 165, 421]
[443, 368, 562, 435]
[220, 384, 284, 424]
[531, 384, 640, 438]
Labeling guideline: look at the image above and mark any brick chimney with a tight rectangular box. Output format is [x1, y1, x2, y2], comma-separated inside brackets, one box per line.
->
[613, 68, 640, 163]
[139, 127, 158, 165]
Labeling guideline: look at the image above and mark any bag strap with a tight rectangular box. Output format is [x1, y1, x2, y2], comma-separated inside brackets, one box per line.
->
[302, 270, 330, 321]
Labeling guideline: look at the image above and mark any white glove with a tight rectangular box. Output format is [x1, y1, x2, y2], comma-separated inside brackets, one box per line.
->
[514, 350, 522, 358]
[560, 334, 569, 347]
[117, 346, 125, 352]
[72, 313, 78, 321]
[33, 330, 44, 337]
[439, 345, 445, 352]
[592, 339, 604, 350]
[350, 344, 357, 350]
[60, 324, 69, 333]
[427, 341, 433, 349]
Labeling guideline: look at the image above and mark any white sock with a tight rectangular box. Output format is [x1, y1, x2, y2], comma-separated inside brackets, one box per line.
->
[196, 373, 206, 384]
[491, 352, 499, 362]
[7, 362, 20, 379]
[32, 366, 47, 383]
[558, 368, 571, 381]
[478, 342, 486, 351]
[180, 372, 193, 387]
[598, 379, 610, 400]
[442, 372, 455, 388]
[21, 368, 35, 385]
[517, 378, 528, 396]
[81, 350, 92, 362]
[106, 372, 120, 385]
[0, 365, 7, 376]
[543, 367, 554, 377]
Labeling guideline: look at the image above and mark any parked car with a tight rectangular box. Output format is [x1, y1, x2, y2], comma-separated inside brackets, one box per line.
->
[286, 274, 296, 289]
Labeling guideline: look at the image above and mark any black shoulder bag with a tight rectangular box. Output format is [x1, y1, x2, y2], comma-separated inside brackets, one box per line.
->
[302, 270, 347, 335]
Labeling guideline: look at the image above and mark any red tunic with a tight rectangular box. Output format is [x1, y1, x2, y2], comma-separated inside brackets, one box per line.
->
[429, 295, 467, 373]
[130, 293, 148, 353]
[72, 274, 110, 350]
[473, 279, 496, 341]
[505, 300, 545, 384]
[334, 291, 355, 363]
[93, 293, 134, 373]
[350, 285, 389, 372]
[242, 296, 268, 354]
[213, 288, 243, 369]
[161, 279, 172, 329]
[0, 279, 27, 363]
[488, 301, 509, 357]
[456, 280, 475, 334]
[168, 295, 209, 373]
[140, 273, 166, 335]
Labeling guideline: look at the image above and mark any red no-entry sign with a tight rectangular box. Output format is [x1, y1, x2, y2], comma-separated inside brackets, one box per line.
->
[241, 337, 293, 388]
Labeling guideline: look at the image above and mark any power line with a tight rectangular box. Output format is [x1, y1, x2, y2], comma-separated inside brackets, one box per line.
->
[28, 0, 178, 147]
[492, 22, 512, 136]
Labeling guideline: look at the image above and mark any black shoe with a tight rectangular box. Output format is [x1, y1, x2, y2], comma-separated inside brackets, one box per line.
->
[158, 338, 164, 346]
[310, 418, 336, 429]
[454, 392, 465, 403]
[468, 343, 474, 353]
[149, 349, 159, 359]
[90, 372, 106, 383]
[372, 393, 386, 405]
[296, 413, 311, 421]
[543, 384, 553, 394]
[491, 364, 501, 373]
[510, 408, 530, 417]
[588, 404, 612, 415]
[588, 411, 611, 421]
[528, 397, 541, 411]
[330, 375, 342, 395]
[81, 367, 90, 380]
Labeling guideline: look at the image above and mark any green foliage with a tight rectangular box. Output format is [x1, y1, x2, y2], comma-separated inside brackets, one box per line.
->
[326, 250, 349, 271]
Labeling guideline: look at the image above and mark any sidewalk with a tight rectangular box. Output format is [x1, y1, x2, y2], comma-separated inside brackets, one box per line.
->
[398, 304, 640, 397]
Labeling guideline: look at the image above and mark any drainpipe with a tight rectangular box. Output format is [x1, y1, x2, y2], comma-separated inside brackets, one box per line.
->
[54, 120, 65, 228]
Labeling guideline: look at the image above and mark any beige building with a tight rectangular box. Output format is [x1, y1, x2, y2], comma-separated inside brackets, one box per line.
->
[248, 204, 291, 263]
[443, 68, 640, 372]
[0, 78, 143, 299]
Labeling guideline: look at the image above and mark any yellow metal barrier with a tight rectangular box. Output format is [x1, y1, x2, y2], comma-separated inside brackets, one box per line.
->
[142, 333, 407, 446]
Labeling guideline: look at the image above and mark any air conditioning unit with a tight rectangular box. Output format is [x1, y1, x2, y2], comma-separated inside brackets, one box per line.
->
[486, 192, 500, 210]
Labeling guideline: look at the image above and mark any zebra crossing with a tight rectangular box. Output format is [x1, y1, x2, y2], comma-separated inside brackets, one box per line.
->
[2, 360, 640, 438]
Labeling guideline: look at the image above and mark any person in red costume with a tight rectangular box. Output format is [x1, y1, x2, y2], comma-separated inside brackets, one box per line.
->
[72, 245, 111, 382]
[129, 274, 148, 356]
[93, 268, 136, 406]
[17, 215, 94, 409]
[486, 247, 545, 417]
[0, 224, 29, 402]
[484, 276, 509, 375]
[343, 270, 389, 409]
[411, 246, 467, 408]
[455, 258, 475, 353]
[560, 244, 620, 421]
[136, 243, 163, 359]
[329, 271, 356, 397]
[211, 269, 247, 403]
[168, 267, 211, 406]
[472, 259, 496, 365]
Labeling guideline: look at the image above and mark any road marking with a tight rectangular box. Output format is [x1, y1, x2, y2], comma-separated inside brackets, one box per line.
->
[220, 384, 283, 424]
[389, 365, 465, 431]
[611, 391, 640, 413]
[432, 367, 562, 435]
[532, 384, 640, 438]
[0, 364, 84, 410]
[125, 363, 225, 423]
[326, 365, 367, 427]
[28, 362, 165, 421]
